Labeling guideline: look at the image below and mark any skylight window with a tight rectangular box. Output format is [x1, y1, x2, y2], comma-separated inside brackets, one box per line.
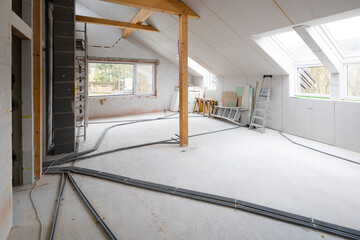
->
[324, 16, 360, 57]
[272, 31, 317, 62]
[188, 57, 216, 90]
[188, 57, 208, 76]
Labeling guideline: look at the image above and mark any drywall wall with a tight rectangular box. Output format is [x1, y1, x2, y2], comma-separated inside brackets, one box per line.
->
[223, 75, 360, 153]
[87, 40, 191, 119]
[0, 0, 13, 238]
[192, 76, 223, 101]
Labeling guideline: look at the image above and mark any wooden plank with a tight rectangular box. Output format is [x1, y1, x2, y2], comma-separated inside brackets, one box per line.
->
[76, 15, 159, 32]
[33, 0, 42, 179]
[179, 14, 188, 147]
[101, 0, 200, 19]
[122, 9, 154, 39]
[11, 11, 32, 40]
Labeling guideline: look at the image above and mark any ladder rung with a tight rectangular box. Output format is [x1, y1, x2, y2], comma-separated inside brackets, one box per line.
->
[257, 101, 269, 104]
[254, 109, 265, 112]
[252, 116, 264, 120]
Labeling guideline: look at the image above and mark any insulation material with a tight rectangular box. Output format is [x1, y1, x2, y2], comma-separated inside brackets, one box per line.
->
[221, 91, 237, 107]
[236, 85, 254, 125]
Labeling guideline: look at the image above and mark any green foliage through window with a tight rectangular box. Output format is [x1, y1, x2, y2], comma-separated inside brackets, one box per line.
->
[298, 66, 330, 96]
[347, 64, 360, 97]
[88, 62, 154, 96]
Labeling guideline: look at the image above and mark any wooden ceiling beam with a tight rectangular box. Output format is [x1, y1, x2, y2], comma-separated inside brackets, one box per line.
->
[75, 15, 159, 32]
[100, 0, 200, 19]
[122, 9, 154, 39]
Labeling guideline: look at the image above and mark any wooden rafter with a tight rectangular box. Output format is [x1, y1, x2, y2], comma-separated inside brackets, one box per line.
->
[100, 0, 200, 19]
[122, 9, 154, 39]
[11, 11, 32, 40]
[76, 15, 159, 32]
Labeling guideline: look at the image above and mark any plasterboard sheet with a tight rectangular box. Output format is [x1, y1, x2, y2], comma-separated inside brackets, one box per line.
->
[185, 0, 238, 45]
[282, 76, 335, 145]
[334, 101, 360, 152]
[212, 38, 278, 75]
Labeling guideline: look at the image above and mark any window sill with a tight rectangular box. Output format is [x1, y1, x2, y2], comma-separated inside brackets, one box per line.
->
[340, 98, 360, 103]
[89, 94, 157, 99]
[293, 95, 331, 100]
[205, 88, 217, 92]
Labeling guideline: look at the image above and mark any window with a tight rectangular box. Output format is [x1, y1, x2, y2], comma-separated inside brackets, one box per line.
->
[188, 57, 217, 90]
[347, 64, 360, 97]
[322, 16, 360, 99]
[89, 62, 155, 96]
[206, 73, 217, 91]
[136, 64, 154, 94]
[297, 66, 330, 97]
[272, 31, 318, 62]
[324, 16, 360, 57]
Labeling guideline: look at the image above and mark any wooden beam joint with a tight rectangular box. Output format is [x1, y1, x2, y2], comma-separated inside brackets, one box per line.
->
[100, 0, 200, 19]
[76, 15, 159, 33]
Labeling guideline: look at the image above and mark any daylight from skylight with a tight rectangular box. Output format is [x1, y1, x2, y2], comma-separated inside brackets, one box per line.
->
[272, 31, 317, 61]
[188, 57, 208, 76]
[324, 16, 360, 57]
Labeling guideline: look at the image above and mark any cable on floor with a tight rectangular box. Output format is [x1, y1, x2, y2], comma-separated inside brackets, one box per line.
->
[30, 149, 78, 240]
[278, 131, 360, 166]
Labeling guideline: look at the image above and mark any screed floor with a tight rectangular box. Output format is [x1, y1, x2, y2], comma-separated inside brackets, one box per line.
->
[8, 112, 360, 240]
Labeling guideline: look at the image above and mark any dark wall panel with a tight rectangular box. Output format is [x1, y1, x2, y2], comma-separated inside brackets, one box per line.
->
[53, 0, 75, 154]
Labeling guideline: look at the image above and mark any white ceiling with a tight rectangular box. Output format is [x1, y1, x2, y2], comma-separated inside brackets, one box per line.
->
[76, 0, 360, 77]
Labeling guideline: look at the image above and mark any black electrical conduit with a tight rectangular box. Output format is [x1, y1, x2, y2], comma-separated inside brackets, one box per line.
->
[44, 113, 240, 167]
[45, 166, 360, 240]
[48, 171, 117, 240]
[44, 113, 181, 168]
[45, 126, 240, 167]
[279, 131, 360, 166]
[67, 172, 117, 240]
[87, 115, 203, 125]
[49, 173, 67, 240]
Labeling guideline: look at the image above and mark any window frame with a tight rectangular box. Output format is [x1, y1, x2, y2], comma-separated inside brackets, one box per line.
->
[342, 63, 360, 100]
[270, 31, 319, 63]
[293, 64, 331, 99]
[88, 60, 157, 97]
[321, 20, 360, 59]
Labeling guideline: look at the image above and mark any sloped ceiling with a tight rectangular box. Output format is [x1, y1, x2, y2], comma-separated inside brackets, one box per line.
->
[76, 0, 360, 77]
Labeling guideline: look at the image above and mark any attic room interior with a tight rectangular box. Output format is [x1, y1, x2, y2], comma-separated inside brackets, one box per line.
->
[1, 0, 360, 239]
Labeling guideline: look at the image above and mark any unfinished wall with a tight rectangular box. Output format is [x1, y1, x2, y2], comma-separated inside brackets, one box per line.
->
[0, 0, 13, 238]
[223, 75, 360, 153]
[192, 76, 223, 101]
[52, 0, 76, 154]
[75, 3, 193, 119]
[88, 40, 184, 118]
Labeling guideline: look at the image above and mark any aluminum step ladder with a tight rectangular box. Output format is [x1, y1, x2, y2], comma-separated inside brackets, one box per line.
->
[75, 23, 88, 141]
[211, 106, 247, 126]
[249, 75, 272, 133]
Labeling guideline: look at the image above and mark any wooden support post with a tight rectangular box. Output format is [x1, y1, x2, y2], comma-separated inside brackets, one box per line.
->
[179, 14, 188, 147]
[33, 0, 42, 179]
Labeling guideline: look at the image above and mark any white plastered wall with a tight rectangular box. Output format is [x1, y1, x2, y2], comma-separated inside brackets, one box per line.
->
[223, 75, 360, 153]
[0, 0, 13, 238]
[87, 39, 192, 119]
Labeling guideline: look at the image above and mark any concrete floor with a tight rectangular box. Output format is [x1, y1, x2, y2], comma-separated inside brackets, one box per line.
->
[8, 112, 360, 240]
